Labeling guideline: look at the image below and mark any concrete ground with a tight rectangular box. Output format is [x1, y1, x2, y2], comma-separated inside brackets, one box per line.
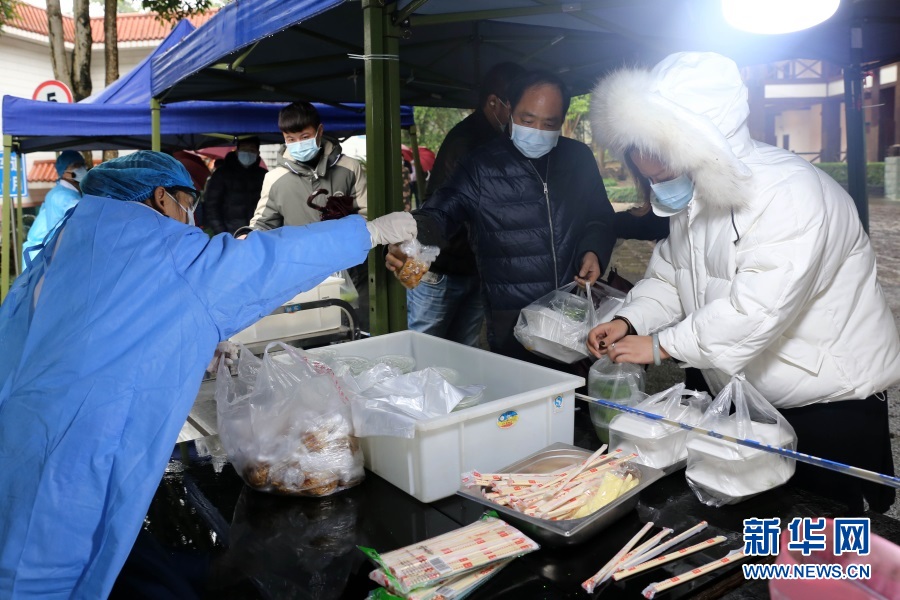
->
[606, 198, 900, 517]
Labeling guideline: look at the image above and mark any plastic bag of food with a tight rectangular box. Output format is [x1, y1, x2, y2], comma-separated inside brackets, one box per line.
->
[685, 374, 796, 506]
[215, 343, 365, 496]
[608, 382, 710, 474]
[337, 269, 359, 308]
[395, 238, 440, 289]
[348, 368, 486, 438]
[588, 356, 646, 444]
[514, 282, 624, 364]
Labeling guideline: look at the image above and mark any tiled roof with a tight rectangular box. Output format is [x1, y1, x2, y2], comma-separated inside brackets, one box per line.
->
[7, 3, 216, 43]
[28, 158, 102, 183]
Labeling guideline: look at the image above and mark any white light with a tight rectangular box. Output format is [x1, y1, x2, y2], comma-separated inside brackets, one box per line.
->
[722, 0, 840, 34]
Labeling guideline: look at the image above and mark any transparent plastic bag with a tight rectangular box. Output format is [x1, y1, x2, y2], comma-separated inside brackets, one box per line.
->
[588, 357, 646, 444]
[214, 343, 365, 497]
[337, 269, 359, 308]
[514, 282, 624, 364]
[395, 239, 441, 289]
[609, 382, 710, 474]
[685, 374, 796, 506]
[348, 367, 485, 438]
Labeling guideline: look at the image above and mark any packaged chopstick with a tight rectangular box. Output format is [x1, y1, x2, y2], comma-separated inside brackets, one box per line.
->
[359, 516, 538, 595]
[368, 558, 513, 600]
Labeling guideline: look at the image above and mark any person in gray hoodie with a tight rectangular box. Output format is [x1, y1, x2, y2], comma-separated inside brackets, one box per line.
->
[238, 102, 367, 234]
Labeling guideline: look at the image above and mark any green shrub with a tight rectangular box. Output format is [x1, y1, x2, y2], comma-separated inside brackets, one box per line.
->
[868, 162, 884, 187]
[817, 162, 847, 185]
[607, 186, 639, 203]
[816, 162, 884, 187]
[602, 178, 619, 188]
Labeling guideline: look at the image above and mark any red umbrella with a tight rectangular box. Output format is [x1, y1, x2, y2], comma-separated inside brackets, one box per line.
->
[401, 145, 436, 172]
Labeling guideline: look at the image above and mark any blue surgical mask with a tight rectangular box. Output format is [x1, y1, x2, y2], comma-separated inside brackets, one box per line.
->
[69, 166, 88, 182]
[650, 175, 694, 217]
[237, 151, 258, 168]
[166, 191, 195, 227]
[510, 122, 560, 159]
[287, 137, 320, 163]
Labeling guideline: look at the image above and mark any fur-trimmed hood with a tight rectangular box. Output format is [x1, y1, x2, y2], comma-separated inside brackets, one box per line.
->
[590, 52, 754, 210]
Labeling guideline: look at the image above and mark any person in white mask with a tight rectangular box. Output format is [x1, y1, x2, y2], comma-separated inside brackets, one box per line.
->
[22, 150, 87, 268]
[587, 52, 900, 514]
[388, 70, 616, 368]
[203, 136, 268, 235]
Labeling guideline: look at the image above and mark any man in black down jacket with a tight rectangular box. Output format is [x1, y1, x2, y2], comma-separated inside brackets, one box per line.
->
[389, 71, 616, 364]
[407, 62, 526, 347]
[204, 137, 268, 235]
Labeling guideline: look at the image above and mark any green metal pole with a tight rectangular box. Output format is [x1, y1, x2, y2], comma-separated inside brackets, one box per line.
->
[1, 136, 11, 301]
[151, 98, 162, 152]
[363, 0, 390, 336]
[408, 125, 426, 206]
[845, 28, 868, 233]
[15, 151, 24, 276]
[384, 11, 408, 333]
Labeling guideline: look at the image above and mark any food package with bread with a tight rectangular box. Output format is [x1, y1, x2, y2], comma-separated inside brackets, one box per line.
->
[215, 343, 365, 497]
[394, 238, 440, 290]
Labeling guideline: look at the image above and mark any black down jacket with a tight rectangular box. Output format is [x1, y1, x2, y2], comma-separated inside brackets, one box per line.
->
[415, 135, 616, 358]
[203, 152, 268, 235]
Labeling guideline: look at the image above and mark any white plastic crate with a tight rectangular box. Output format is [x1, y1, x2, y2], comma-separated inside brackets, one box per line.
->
[230, 275, 344, 345]
[328, 331, 584, 502]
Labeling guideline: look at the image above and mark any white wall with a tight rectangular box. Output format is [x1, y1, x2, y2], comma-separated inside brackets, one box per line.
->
[0, 30, 153, 183]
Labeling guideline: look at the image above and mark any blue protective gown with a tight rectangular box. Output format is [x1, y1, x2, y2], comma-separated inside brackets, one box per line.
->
[21, 180, 81, 268]
[0, 195, 371, 598]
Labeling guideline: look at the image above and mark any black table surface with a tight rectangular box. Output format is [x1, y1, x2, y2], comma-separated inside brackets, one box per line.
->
[145, 412, 900, 600]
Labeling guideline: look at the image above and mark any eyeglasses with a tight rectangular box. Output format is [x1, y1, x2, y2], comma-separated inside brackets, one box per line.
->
[166, 187, 200, 210]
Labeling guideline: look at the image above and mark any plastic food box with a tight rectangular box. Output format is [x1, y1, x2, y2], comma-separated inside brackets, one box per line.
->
[608, 402, 703, 475]
[230, 275, 344, 346]
[326, 331, 584, 503]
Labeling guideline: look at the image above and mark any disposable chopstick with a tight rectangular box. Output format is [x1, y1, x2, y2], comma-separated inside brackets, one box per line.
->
[612, 536, 727, 581]
[619, 521, 709, 570]
[619, 528, 673, 565]
[641, 550, 749, 599]
[541, 444, 608, 499]
[577, 392, 900, 489]
[582, 521, 654, 593]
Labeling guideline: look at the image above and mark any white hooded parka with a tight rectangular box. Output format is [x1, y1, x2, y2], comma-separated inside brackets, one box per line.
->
[591, 52, 900, 408]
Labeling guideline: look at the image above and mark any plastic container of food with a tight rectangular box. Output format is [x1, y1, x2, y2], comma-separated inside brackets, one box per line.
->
[685, 420, 796, 503]
[374, 354, 416, 374]
[587, 358, 645, 444]
[457, 443, 664, 547]
[330, 355, 372, 377]
[453, 388, 484, 412]
[323, 331, 583, 502]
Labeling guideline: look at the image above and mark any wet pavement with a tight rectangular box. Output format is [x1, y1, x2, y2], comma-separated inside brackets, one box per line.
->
[606, 198, 900, 518]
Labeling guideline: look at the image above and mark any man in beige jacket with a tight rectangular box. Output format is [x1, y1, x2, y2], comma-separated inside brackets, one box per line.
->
[236, 101, 370, 329]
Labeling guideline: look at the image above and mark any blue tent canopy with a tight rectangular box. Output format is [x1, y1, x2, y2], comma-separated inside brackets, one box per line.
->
[3, 19, 413, 153]
[151, 0, 900, 107]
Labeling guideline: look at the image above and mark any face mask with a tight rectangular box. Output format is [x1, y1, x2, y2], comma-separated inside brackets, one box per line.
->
[237, 151, 258, 168]
[650, 174, 694, 217]
[489, 100, 510, 131]
[510, 122, 560, 159]
[287, 137, 320, 163]
[69, 167, 88, 182]
[166, 191, 195, 227]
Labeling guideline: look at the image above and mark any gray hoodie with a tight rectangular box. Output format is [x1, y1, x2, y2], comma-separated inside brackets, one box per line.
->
[249, 138, 367, 230]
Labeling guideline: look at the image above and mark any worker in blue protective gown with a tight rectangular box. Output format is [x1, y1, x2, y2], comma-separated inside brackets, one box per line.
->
[21, 150, 87, 268]
[0, 151, 416, 599]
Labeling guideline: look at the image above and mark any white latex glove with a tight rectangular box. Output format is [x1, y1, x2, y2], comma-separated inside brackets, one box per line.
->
[207, 340, 239, 374]
[366, 212, 417, 247]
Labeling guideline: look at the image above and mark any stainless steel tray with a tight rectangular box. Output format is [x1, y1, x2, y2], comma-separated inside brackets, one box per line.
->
[457, 443, 664, 547]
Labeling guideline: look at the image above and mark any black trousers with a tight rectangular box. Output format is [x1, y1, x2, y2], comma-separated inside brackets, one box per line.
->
[781, 394, 895, 515]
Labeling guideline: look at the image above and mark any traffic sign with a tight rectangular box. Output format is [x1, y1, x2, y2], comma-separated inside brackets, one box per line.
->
[0, 154, 29, 197]
[33, 80, 73, 103]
